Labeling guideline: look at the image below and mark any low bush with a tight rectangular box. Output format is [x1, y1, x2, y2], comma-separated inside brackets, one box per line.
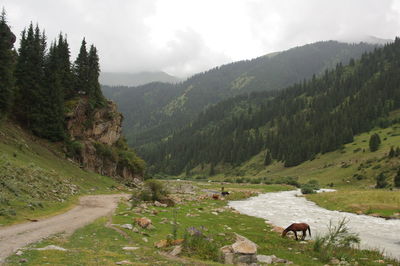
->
[301, 180, 320, 194]
[182, 226, 219, 261]
[94, 142, 117, 162]
[276, 176, 300, 187]
[133, 179, 169, 202]
[313, 218, 360, 263]
[65, 140, 83, 159]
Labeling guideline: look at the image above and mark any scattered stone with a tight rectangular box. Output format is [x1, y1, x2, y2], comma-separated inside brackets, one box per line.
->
[15, 250, 23, 256]
[271, 226, 284, 234]
[330, 258, 340, 265]
[120, 224, 133, 230]
[35, 245, 68, 251]
[122, 247, 139, 251]
[218, 233, 226, 236]
[147, 224, 156, 230]
[211, 211, 218, 215]
[19, 258, 28, 263]
[116, 260, 133, 265]
[236, 254, 257, 264]
[142, 237, 148, 243]
[231, 233, 258, 254]
[135, 217, 152, 228]
[172, 239, 184, 246]
[154, 240, 168, 248]
[132, 227, 139, 233]
[223, 252, 235, 264]
[257, 255, 273, 264]
[299, 241, 307, 244]
[169, 245, 182, 256]
[154, 201, 167, 207]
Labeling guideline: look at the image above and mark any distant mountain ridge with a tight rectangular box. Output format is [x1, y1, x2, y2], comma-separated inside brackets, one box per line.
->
[103, 41, 380, 151]
[99, 71, 180, 87]
[143, 38, 400, 175]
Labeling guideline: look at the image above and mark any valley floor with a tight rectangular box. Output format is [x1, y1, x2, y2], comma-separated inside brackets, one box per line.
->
[4, 182, 398, 266]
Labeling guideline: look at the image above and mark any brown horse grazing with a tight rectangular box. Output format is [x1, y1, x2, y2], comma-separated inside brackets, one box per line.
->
[282, 223, 311, 241]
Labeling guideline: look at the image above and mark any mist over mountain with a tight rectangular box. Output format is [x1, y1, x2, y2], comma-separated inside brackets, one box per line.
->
[99, 71, 181, 87]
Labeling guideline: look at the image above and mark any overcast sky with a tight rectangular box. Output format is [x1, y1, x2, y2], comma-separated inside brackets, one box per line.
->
[3, 0, 400, 77]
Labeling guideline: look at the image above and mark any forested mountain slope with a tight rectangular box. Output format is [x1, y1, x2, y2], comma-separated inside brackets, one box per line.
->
[143, 38, 400, 175]
[103, 41, 379, 148]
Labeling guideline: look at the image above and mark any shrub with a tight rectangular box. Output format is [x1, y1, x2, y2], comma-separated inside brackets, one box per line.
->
[375, 173, 388, 188]
[394, 169, 400, 188]
[301, 180, 320, 194]
[65, 140, 83, 158]
[118, 150, 146, 174]
[94, 142, 117, 162]
[250, 178, 261, 184]
[183, 226, 219, 261]
[301, 185, 316, 194]
[135, 179, 169, 202]
[313, 218, 360, 263]
[277, 176, 300, 187]
[369, 133, 381, 152]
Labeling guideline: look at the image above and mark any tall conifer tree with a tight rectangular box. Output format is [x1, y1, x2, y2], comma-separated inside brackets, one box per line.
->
[87, 44, 104, 106]
[14, 23, 46, 129]
[73, 38, 89, 94]
[0, 9, 16, 116]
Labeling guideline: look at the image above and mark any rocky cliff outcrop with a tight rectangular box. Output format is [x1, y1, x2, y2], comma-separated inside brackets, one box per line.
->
[65, 97, 144, 183]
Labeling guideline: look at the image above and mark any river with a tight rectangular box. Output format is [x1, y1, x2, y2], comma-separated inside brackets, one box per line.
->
[228, 190, 400, 260]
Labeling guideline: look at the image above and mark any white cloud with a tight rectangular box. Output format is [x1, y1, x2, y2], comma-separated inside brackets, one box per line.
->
[2, 0, 400, 77]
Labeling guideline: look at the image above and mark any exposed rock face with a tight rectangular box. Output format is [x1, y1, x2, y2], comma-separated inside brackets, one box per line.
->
[66, 97, 140, 181]
[66, 98, 122, 145]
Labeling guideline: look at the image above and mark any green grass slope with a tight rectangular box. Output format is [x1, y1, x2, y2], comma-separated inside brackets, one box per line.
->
[0, 121, 122, 225]
[182, 122, 400, 218]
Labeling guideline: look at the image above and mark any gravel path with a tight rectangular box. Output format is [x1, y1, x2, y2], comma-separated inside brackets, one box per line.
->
[0, 194, 129, 263]
[229, 190, 400, 260]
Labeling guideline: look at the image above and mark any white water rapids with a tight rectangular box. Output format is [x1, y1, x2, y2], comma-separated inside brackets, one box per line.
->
[228, 190, 400, 260]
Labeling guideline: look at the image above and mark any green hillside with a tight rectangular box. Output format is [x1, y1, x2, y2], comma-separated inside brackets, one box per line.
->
[103, 41, 378, 148]
[0, 121, 121, 225]
[143, 39, 400, 176]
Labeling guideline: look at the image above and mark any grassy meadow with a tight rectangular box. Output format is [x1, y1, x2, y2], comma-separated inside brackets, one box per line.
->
[0, 121, 122, 225]
[5, 181, 398, 266]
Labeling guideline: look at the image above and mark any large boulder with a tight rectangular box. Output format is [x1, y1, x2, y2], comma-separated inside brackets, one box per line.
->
[220, 233, 258, 265]
[134, 217, 152, 228]
[231, 233, 258, 254]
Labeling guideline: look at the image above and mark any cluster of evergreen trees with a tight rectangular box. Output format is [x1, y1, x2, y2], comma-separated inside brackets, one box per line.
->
[105, 41, 377, 149]
[142, 38, 400, 175]
[0, 10, 104, 141]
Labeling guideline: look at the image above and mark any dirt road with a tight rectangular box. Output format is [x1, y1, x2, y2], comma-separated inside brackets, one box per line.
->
[0, 194, 129, 263]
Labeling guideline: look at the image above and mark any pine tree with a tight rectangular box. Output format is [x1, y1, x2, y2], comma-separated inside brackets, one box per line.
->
[264, 150, 272, 166]
[369, 133, 381, 152]
[0, 9, 16, 116]
[73, 38, 89, 94]
[395, 147, 400, 157]
[57, 34, 73, 99]
[87, 44, 105, 106]
[38, 41, 65, 141]
[389, 146, 395, 158]
[394, 169, 400, 188]
[14, 23, 46, 129]
[375, 172, 388, 189]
